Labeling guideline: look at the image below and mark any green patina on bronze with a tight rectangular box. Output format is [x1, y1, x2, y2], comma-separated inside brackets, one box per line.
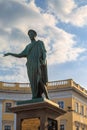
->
[17, 98, 44, 105]
[4, 29, 49, 100]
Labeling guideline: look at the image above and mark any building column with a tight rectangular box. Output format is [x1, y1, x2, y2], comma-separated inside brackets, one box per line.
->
[0, 100, 2, 130]
[14, 102, 16, 130]
[14, 114, 16, 130]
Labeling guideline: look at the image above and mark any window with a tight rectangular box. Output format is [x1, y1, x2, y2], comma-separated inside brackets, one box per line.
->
[58, 101, 64, 109]
[48, 118, 57, 130]
[80, 105, 84, 115]
[75, 103, 79, 113]
[60, 124, 64, 130]
[5, 103, 12, 112]
[76, 126, 79, 130]
[4, 125, 11, 130]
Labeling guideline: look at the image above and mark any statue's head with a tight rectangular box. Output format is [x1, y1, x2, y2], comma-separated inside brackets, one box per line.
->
[28, 29, 37, 40]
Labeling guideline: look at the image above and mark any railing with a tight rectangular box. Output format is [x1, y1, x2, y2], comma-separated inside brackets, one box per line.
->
[47, 79, 70, 87]
[1, 82, 30, 87]
[0, 79, 87, 95]
[0, 81, 31, 92]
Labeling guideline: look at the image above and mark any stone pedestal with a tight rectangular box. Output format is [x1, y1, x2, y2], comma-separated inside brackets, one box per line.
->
[10, 98, 66, 130]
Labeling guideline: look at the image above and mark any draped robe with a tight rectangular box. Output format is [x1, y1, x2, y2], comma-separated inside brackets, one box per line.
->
[22, 40, 48, 99]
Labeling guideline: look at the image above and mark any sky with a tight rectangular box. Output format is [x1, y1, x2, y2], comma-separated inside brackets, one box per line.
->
[0, 0, 87, 88]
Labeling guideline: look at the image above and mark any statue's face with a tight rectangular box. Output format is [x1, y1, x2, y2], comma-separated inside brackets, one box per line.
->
[28, 31, 35, 40]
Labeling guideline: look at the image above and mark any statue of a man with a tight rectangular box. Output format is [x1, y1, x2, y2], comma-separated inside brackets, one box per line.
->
[4, 29, 49, 99]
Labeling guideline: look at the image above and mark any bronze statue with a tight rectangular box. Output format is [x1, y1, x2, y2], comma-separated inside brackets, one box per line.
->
[4, 29, 49, 99]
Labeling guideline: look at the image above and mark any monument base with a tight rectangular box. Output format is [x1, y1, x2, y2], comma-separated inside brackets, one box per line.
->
[10, 98, 66, 130]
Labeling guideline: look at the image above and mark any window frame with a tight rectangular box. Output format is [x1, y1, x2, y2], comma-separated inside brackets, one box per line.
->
[5, 102, 12, 113]
[76, 126, 79, 130]
[60, 124, 65, 130]
[80, 105, 84, 115]
[4, 125, 11, 130]
[75, 102, 79, 113]
[58, 101, 64, 109]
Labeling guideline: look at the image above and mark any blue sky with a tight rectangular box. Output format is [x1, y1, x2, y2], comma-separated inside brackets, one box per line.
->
[0, 0, 87, 88]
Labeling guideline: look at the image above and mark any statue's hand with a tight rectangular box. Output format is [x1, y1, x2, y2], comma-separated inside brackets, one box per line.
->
[3, 53, 10, 57]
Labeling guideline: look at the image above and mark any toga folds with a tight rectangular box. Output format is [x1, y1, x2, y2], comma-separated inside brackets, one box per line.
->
[21, 40, 48, 99]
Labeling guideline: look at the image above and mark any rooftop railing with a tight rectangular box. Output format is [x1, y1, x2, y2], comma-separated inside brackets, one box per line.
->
[0, 79, 87, 95]
[0, 81, 30, 92]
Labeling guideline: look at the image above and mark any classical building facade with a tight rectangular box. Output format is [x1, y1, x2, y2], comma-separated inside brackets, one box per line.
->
[0, 79, 87, 130]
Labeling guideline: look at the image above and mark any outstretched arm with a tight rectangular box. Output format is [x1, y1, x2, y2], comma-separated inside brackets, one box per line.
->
[4, 45, 28, 58]
[4, 52, 26, 58]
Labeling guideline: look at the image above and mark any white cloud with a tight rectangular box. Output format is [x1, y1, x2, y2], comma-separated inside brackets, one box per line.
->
[47, 0, 76, 15]
[69, 5, 87, 26]
[45, 27, 85, 64]
[0, 65, 28, 82]
[47, 0, 87, 27]
[0, 0, 86, 82]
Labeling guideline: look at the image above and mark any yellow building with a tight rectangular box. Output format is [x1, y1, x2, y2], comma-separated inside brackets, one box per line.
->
[0, 79, 87, 130]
